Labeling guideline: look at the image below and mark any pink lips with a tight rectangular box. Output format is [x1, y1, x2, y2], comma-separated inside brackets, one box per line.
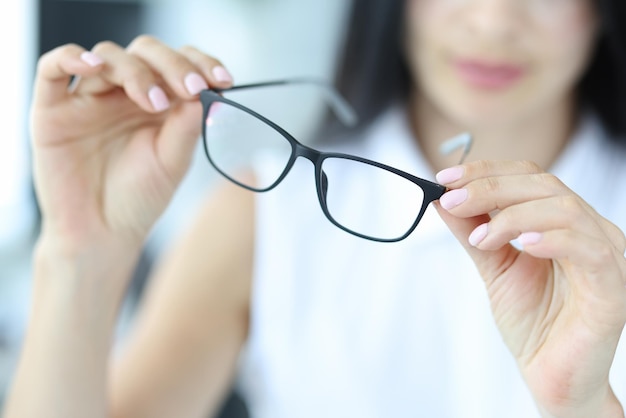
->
[453, 58, 525, 90]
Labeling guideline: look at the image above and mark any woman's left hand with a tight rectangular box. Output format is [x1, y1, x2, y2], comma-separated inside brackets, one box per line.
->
[435, 160, 626, 418]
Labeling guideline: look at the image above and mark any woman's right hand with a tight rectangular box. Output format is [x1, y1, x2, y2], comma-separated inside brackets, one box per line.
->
[5, 39, 246, 418]
[31, 36, 233, 252]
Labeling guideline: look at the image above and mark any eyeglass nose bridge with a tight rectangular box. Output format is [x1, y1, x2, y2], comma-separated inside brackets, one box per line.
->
[292, 142, 324, 165]
[289, 142, 331, 206]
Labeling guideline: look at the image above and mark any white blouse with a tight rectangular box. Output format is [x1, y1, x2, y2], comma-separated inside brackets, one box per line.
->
[236, 107, 626, 418]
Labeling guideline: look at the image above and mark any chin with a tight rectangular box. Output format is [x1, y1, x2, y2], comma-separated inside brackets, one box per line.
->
[436, 95, 523, 131]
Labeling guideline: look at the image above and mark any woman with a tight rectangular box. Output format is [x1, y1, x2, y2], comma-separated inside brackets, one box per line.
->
[5, 0, 626, 417]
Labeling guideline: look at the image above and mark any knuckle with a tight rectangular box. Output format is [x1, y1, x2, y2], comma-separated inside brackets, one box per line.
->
[482, 176, 501, 194]
[179, 44, 198, 55]
[559, 194, 579, 209]
[168, 54, 194, 71]
[35, 55, 50, 75]
[58, 43, 83, 55]
[619, 233, 626, 252]
[124, 66, 150, 83]
[92, 40, 119, 54]
[534, 172, 563, 190]
[612, 225, 626, 251]
[519, 160, 542, 174]
[526, 195, 583, 229]
[37, 43, 84, 73]
[470, 159, 491, 175]
[35, 54, 47, 72]
[128, 34, 159, 50]
[488, 213, 520, 244]
[591, 242, 615, 266]
[557, 195, 584, 221]
[180, 45, 220, 66]
[37, 48, 58, 68]
[491, 207, 514, 231]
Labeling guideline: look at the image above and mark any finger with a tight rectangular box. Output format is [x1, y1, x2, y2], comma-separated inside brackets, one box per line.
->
[178, 45, 234, 87]
[522, 229, 626, 337]
[439, 172, 568, 217]
[155, 101, 203, 183]
[519, 229, 626, 297]
[83, 40, 170, 113]
[471, 196, 606, 251]
[438, 165, 626, 252]
[434, 202, 520, 285]
[436, 160, 544, 188]
[34, 44, 105, 106]
[126, 36, 213, 99]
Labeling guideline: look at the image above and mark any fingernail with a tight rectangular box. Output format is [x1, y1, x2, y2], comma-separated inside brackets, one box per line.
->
[439, 188, 468, 210]
[436, 166, 464, 184]
[518, 232, 543, 246]
[80, 51, 103, 67]
[469, 223, 489, 247]
[148, 85, 170, 112]
[212, 66, 233, 84]
[184, 72, 208, 95]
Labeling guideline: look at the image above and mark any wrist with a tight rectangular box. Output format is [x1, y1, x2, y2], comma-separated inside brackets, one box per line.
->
[38, 217, 145, 255]
[37, 215, 144, 262]
[599, 388, 624, 418]
[538, 385, 624, 418]
[33, 230, 142, 305]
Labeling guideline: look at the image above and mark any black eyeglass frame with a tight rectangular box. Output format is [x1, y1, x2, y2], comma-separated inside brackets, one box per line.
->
[199, 80, 447, 242]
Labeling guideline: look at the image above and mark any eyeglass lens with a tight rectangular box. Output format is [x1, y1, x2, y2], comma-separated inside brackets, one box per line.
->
[205, 101, 428, 241]
[205, 101, 292, 191]
[320, 157, 426, 240]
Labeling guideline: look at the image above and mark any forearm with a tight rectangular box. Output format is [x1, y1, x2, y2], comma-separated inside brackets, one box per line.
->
[3, 237, 140, 418]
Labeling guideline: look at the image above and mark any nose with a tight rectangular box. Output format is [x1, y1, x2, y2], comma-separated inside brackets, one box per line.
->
[463, 0, 522, 44]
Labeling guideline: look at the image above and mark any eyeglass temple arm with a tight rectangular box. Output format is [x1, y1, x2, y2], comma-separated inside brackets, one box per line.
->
[213, 78, 359, 127]
[439, 132, 473, 165]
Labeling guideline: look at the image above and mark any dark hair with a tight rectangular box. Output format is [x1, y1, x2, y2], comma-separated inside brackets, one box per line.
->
[327, 0, 626, 144]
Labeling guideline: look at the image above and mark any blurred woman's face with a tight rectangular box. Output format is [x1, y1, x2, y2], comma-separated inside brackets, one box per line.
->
[405, 0, 599, 129]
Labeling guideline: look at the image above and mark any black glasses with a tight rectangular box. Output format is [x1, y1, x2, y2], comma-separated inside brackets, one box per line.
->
[199, 79, 469, 242]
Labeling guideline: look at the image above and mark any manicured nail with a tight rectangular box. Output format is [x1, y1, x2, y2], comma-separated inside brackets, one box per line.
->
[436, 166, 464, 185]
[212, 66, 233, 84]
[184, 72, 208, 95]
[439, 188, 468, 210]
[518, 232, 543, 246]
[148, 85, 170, 112]
[80, 51, 103, 67]
[469, 223, 489, 247]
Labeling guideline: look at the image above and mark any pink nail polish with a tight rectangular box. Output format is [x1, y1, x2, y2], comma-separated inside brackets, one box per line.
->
[184, 72, 208, 95]
[469, 223, 489, 247]
[148, 86, 170, 112]
[518, 232, 543, 246]
[439, 188, 468, 210]
[80, 51, 103, 67]
[212, 66, 233, 84]
[436, 166, 464, 185]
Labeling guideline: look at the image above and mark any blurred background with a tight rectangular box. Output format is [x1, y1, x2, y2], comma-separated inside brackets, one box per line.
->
[0, 0, 351, 415]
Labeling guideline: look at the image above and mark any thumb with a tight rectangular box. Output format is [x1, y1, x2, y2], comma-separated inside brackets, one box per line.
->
[156, 100, 203, 183]
[434, 202, 519, 282]
[35, 44, 105, 107]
